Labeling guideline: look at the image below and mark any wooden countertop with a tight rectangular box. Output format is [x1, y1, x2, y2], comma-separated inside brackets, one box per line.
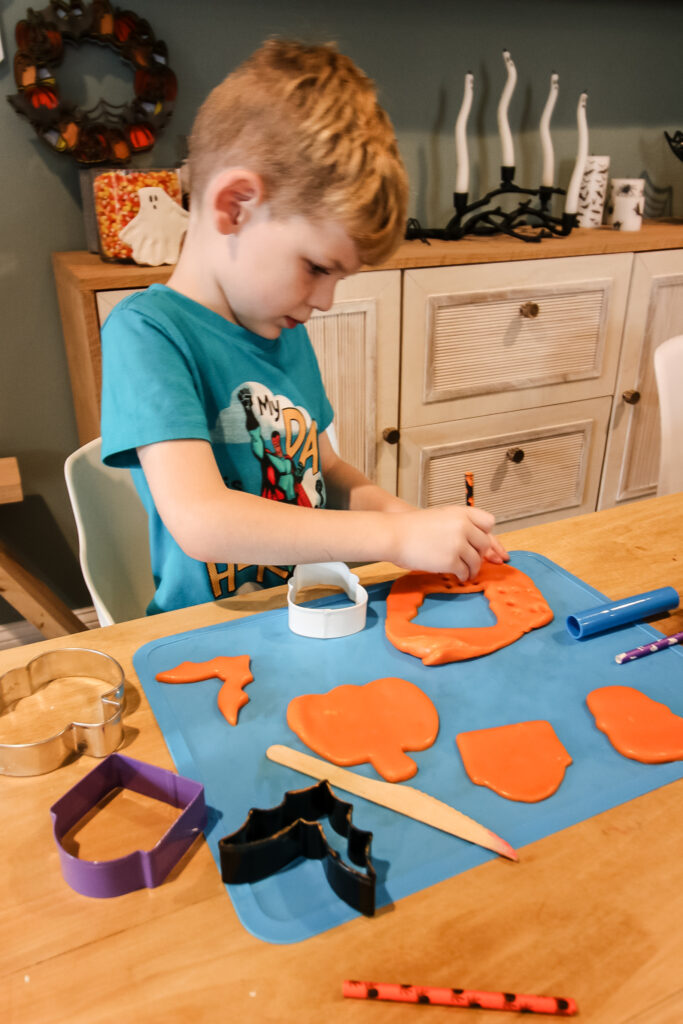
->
[53, 220, 683, 288]
[3, 493, 683, 1023]
[382, 219, 683, 270]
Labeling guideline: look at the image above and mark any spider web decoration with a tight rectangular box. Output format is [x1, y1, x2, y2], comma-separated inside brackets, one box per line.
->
[664, 130, 683, 164]
[639, 169, 673, 220]
[7, 0, 177, 165]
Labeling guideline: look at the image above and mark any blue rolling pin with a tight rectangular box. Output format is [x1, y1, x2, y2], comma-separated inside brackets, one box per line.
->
[566, 586, 679, 639]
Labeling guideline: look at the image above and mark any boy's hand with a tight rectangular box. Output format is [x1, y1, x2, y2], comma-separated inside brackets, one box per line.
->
[483, 532, 509, 565]
[390, 504, 507, 582]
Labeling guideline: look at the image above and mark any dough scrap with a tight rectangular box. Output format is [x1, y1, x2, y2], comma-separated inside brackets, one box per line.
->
[156, 655, 253, 725]
[386, 563, 554, 666]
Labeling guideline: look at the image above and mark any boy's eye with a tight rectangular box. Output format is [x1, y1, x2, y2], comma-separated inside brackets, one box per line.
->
[306, 260, 330, 276]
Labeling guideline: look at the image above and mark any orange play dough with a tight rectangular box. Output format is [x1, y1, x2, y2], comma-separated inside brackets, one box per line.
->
[456, 720, 572, 802]
[156, 655, 253, 725]
[287, 677, 439, 782]
[385, 564, 554, 666]
[586, 685, 683, 763]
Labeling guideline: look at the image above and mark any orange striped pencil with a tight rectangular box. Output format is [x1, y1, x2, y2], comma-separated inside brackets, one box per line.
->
[465, 471, 475, 507]
[342, 980, 577, 1016]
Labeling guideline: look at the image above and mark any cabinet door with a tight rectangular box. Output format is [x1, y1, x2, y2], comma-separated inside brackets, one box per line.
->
[599, 249, 683, 508]
[398, 397, 611, 530]
[402, 254, 632, 427]
[307, 270, 400, 492]
[95, 288, 141, 325]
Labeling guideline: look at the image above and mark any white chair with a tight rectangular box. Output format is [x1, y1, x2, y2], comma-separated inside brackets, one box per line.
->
[64, 438, 154, 625]
[654, 335, 683, 496]
[325, 419, 340, 455]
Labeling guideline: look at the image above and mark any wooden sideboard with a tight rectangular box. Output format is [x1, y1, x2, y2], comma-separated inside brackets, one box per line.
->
[53, 220, 683, 528]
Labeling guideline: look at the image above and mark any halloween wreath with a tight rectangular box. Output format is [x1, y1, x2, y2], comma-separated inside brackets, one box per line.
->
[8, 0, 177, 165]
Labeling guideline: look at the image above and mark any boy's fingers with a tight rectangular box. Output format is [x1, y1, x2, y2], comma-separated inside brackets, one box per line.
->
[465, 521, 499, 555]
[467, 506, 495, 531]
[488, 535, 509, 561]
[454, 546, 482, 582]
[453, 559, 470, 583]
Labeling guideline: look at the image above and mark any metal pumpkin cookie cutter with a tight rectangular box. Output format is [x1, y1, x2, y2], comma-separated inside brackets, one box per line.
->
[0, 647, 125, 777]
[50, 752, 207, 898]
[287, 562, 368, 639]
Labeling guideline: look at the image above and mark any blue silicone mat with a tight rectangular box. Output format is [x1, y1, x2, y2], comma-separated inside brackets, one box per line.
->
[133, 552, 683, 944]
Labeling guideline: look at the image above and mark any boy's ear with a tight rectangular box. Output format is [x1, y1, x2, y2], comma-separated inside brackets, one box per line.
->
[211, 169, 264, 234]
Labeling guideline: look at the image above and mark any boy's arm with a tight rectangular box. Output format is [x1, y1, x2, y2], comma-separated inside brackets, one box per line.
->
[138, 437, 506, 581]
[319, 430, 508, 564]
[319, 429, 412, 514]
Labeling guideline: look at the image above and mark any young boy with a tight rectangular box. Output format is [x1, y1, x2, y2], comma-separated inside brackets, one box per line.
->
[101, 38, 506, 615]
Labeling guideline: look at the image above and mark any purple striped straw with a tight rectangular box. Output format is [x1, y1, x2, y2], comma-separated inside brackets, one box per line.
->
[615, 630, 683, 664]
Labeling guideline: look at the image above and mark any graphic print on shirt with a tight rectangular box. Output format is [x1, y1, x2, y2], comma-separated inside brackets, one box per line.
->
[206, 382, 326, 596]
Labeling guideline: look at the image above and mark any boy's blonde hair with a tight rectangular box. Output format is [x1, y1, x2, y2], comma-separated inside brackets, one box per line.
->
[188, 39, 408, 265]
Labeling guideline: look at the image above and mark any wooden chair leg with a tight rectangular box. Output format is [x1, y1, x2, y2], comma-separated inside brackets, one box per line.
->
[0, 539, 88, 639]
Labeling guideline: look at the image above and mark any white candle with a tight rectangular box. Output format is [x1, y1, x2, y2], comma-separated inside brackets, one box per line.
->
[539, 72, 559, 187]
[564, 92, 589, 215]
[454, 71, 474, 194]
[497, 49, 517, 168]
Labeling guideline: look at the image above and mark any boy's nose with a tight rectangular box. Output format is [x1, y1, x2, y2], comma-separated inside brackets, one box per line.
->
[311, 277, 337, 312]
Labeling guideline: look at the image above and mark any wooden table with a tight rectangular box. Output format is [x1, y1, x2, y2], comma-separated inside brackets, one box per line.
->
[4, 494, 683, 1023]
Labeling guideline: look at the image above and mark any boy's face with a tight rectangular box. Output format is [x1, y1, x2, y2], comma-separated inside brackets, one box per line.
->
[217, 211, 361, 340]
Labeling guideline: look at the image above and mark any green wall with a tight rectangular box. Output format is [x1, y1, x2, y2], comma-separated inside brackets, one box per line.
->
[1, 0, 681, 620]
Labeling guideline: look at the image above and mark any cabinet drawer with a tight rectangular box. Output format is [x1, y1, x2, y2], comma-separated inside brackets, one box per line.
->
[402, 254, 631, 426]
[398, 397, 611, 530]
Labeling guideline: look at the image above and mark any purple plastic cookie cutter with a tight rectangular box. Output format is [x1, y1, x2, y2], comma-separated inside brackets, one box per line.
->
[50, 752, 206, 898]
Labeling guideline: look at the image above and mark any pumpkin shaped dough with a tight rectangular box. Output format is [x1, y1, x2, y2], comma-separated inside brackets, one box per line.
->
[287, 677, 439, 782]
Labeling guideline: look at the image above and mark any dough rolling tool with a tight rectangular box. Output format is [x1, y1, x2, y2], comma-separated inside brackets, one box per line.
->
[266, 744, 517, 861]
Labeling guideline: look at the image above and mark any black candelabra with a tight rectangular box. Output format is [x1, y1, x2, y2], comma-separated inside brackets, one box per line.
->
[407, 166, 577, 245]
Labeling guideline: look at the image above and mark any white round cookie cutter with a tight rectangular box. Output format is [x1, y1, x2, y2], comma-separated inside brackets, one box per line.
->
[287, 562, 368, 639]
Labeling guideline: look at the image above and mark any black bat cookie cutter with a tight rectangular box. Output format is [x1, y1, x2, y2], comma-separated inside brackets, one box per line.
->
[218, 780, 376, 916]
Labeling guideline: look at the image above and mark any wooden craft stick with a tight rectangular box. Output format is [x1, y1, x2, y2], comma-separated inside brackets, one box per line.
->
[266, 745, 517, 861]
[342, 980, 577, 1016]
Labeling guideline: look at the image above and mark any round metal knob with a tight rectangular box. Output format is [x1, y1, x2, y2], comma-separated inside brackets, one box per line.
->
[506, 447, 525, 464]
[382, 427, 400, 445]
[622, 389, 641, 405]
[519, 301, 540, 319]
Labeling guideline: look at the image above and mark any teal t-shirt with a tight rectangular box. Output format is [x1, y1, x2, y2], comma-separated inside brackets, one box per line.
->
[100, 284, 333, 614]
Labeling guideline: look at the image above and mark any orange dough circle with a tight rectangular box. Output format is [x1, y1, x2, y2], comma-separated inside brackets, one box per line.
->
[385, 563, 554, 666]
[287, 677, 439, 782]
[456, 720, 572, 802]
[156, 655, 253, 726]
[587, 685, 683, 763]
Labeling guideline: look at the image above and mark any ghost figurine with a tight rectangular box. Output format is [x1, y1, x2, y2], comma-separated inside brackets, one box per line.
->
[118, 186, 189, 266]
